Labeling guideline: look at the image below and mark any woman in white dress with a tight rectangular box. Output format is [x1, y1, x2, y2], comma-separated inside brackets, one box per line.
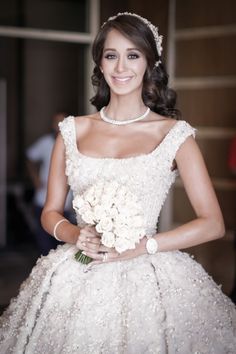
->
[0, 12, 236, 354]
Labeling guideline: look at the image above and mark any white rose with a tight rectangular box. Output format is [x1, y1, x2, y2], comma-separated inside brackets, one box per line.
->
[101, 196, 113, 209]
[72, 196, 85, 211]
[114, 237, 134, 253]
[78, 202, 91, 216]
[82, 210, 95, 225]
[84, 192, 100, 206]
[96, 217, 113, 233]
[93, 205, 107, 221]
[129, 229, 144, 244]
[101, 231, 116, 248]
[114, 226, 130, 239]
[109, 206, 119, 219]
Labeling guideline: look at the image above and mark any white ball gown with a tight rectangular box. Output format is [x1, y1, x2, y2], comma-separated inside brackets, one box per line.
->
[0, 117, 236, 354]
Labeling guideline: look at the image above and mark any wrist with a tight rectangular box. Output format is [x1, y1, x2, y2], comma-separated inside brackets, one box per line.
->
[139, 236, 149, 255]
[68, 224, 81, 244]
[53, 220, 80, 244]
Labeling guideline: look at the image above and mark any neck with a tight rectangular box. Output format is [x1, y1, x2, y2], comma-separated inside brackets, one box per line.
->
[105, 95, 146, 121]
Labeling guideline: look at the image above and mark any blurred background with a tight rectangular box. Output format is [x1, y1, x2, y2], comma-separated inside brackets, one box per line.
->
[0, 0, 235, 313]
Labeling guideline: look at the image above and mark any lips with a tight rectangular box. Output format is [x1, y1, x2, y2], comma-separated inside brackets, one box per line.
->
[112, 76, 133, 82]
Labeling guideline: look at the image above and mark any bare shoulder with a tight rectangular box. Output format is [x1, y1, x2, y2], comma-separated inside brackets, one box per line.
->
[74, 112, 100, 131]
[148, 111, 178, 136]
[74, 112, 100, 124]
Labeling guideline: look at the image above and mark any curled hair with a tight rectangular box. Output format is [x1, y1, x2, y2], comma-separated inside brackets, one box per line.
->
[90, 14, 180, 119]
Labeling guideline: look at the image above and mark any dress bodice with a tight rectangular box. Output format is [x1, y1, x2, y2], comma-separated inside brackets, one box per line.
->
[59, 117, 195, 235]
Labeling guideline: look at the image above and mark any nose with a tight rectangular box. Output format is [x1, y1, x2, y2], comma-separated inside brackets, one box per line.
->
[115, 56, 126, 72]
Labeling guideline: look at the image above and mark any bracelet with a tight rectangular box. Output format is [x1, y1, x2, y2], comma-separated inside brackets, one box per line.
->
[53, 219, 69, 241]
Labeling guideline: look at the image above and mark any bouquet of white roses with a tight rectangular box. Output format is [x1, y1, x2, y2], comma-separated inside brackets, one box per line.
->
[73, 180, 146, 264]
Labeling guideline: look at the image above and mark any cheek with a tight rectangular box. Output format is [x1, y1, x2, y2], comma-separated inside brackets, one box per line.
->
[135, 61, 147, 78]
[100, 60, 113, 73]
[136, 66, 147, 80]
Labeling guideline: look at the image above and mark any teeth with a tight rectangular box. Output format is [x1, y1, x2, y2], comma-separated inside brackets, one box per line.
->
[114, 77, 131, 82]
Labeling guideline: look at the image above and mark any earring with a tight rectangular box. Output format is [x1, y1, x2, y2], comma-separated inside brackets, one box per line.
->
[100, 68, 104, 74]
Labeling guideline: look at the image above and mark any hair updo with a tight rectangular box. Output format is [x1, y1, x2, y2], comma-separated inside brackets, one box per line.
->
[90, 14, 180, 119]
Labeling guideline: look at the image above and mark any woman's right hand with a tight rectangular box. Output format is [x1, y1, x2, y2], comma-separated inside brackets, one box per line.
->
[76, 226, 103, 254]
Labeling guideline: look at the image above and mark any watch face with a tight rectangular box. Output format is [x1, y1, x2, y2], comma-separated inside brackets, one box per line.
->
[146, 238, 158, 254]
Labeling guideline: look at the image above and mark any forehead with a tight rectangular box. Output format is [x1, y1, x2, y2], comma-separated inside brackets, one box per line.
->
[104, 29, 138, 49]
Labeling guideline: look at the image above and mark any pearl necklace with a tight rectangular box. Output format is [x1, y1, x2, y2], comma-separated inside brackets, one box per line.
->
[100, 106, 150, 125]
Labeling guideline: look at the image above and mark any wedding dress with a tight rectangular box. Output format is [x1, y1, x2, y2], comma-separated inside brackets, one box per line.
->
[0, 117, 236, 354]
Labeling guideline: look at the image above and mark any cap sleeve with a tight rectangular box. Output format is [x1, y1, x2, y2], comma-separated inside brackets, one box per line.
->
[162, 120, 196, 168]
[58, 116, 76, 156]
[58, 116, 77, 178]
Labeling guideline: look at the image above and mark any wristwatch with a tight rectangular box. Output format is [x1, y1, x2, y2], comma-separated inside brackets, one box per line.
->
[146, 236, 158, 255]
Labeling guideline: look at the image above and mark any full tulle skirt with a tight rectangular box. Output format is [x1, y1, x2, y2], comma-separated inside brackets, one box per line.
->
[0, 244, 236, 354]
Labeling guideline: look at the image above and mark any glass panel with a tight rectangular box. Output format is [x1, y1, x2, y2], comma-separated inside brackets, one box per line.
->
[0, 0, 88, 32]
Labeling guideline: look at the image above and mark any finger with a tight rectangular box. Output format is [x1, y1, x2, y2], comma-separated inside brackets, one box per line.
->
[83, 225, 100, 236]
[77, 241, 98, 255]
[76, 239, 86, 250]
[82, 251, 104, 261]
[89, 252, 119, 266]
[80, 238, 101, 251]
[86, 237, 101, 245]
[78, 239, 105, 254]
[85, 242, 100, 252]
[79, 229, 96, 238]
[79, 231, 101, 245]
[78, 233, 88, 242]
[99, 245, 117, 253]
[79, 230, 101, 246]
[97, 245, 118, 254]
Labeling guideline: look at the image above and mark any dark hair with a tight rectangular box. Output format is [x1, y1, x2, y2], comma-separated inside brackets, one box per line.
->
[90, 14, 180, 119]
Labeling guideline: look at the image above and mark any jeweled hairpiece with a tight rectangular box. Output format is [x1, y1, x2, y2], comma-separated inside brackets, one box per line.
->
[102, 12, 163, 67]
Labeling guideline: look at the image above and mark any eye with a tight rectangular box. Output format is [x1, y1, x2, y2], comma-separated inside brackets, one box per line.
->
[104, 53, 117, 59]
[128, 53, 140, 59]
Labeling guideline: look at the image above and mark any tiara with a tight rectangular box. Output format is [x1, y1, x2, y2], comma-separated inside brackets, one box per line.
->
[102, 12, 163, 67]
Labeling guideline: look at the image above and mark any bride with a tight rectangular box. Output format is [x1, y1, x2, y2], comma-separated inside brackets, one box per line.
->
[0, 12, 236, 354]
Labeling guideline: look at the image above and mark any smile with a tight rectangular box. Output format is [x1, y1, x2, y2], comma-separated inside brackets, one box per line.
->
[112, 76, 133, 83]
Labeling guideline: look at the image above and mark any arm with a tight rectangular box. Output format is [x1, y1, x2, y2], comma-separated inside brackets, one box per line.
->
[41, 134, 81, 244]
[151, 136, 225, 252]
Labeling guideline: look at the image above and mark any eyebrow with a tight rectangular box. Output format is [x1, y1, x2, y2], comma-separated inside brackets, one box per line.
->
[103, 48, 142, 52]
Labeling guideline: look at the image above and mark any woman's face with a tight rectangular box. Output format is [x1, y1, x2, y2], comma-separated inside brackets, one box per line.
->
[100, 29, 147, 97]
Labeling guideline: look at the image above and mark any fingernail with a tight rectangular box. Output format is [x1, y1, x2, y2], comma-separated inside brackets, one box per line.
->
[87, 238, 90, 242]
[82, 242, 86, 246]
[82, 251, 87, 255]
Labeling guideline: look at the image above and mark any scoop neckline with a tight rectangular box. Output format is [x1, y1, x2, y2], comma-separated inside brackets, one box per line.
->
[71, 116, 182, 161]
